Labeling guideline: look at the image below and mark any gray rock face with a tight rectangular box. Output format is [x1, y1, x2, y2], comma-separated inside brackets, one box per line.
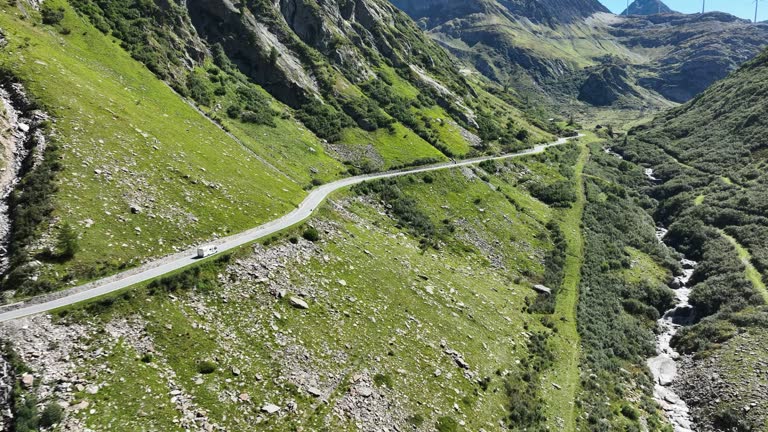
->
[621, 0, 674, 16]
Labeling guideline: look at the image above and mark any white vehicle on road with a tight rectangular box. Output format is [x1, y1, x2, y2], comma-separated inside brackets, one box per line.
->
[197, 245, 219, 258]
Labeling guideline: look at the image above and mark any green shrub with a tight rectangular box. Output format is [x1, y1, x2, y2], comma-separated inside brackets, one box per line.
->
[186, 72, 213, 106]
[529, 180, 577, 207]
[373, 373, 393, 388]
[196, 360, 217, 374]
[41, 4, 65, 25]
[39, 403, 64, 427]
[406, 414, 425, 427]
[302, 227, 320, 242]
[620, 404, 639, 420]
[296, 101, 345, 142]
[55, 222, 80, 260]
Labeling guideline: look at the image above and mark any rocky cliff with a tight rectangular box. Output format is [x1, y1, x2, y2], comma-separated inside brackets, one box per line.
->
[70, 0, 543, 148]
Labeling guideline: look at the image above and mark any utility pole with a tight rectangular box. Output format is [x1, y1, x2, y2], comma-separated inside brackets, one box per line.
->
[626, 0, 630, 15]
[756, 0, 761, 23]
[702, 0, 706, 14]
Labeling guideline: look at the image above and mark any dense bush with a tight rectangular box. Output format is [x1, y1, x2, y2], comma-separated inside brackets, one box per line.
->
[146, 255, 230, 295]
[296, 101, 346, 142]
[529, 180, 577, 207]
[575, 150, 679, 430]
[41, 4, 65, 25]
[39, 403, 64, 428]
[353, 179, 437, 244]
[196, 360, 217, 374]
[503, 331, 554, 431]
[341, 97, 393, 132]
[527, 222, 566, 314]
[302, 227, 320, 242]
[55, 222, 80, 260]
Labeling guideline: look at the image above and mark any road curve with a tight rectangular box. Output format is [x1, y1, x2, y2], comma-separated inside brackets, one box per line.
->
[0, 135, 578, 322]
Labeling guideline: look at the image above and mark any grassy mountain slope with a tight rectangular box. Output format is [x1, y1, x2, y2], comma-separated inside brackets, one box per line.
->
[0, 0, 559, 298]
[0, 0, 316, 296]
[617, 48, 768, 430]
[3, 143, 595, 431]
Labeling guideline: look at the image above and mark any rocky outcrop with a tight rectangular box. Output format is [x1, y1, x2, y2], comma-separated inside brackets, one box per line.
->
[674, 332, 768, 431]
[609, 13, 768, 102]
[392, 0, 609, 27]
[0, 350, 11, 431]
[186, 0, 319, 107]
[0, 79, 49, 284]
[621, 0, 674, 16]
[578, 64, 639, 106]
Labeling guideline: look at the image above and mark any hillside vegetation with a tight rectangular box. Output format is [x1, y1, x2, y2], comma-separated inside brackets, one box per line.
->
[617, 48, 768, 430]
[3, 143, 600, 431]
[0, 0, 554, 298]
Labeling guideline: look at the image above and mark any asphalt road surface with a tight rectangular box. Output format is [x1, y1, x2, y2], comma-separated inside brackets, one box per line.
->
[0, 135, 578, 323]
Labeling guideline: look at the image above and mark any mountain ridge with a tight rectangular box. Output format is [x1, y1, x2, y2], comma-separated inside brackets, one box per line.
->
[621, 0, 674, 16]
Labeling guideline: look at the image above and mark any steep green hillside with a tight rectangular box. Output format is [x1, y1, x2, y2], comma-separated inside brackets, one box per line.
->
[0, 0, 555, 298]
[3, 143, 598, 431]
[617, 48, 768, 430]
[0, 0, 315, 296]
[68, 0, 553, 158]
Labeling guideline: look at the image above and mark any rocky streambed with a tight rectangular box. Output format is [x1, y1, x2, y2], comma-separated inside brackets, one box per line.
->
[648, 227, 696, 432]
[0, 82, 46, 275]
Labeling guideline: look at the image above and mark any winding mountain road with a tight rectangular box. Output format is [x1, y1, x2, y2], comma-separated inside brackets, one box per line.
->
[0, 136, 577, 323]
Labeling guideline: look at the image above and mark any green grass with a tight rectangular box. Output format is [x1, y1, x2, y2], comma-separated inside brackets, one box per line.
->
[46, 146, 574, 430]
[0, 0, 307, 287]
[539, 138, 589, 431]
[417, 106, 473, 156]
[222, 115, 346, 186]
[720, 230, 768, 303]
[623, 247, 671, 284]
[338, 124, 447, 169]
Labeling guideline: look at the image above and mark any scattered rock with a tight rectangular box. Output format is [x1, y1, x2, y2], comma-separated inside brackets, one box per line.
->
[356, 386, 373, 398]
[20, 374, 34, 389]
[261, 404, 280, 414]
[289, 297, 309, 309]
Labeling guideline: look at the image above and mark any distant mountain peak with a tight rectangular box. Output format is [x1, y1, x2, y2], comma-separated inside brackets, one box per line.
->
[621, 0, 674, 16]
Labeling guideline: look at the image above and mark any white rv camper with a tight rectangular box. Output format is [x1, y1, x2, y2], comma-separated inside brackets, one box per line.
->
[197, 245, 219, 258]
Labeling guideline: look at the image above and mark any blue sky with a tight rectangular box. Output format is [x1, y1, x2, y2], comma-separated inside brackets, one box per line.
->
[599, 0, 763, 21]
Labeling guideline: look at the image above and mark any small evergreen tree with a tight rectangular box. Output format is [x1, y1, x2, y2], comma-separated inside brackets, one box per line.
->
[56, 222, 79, 260]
